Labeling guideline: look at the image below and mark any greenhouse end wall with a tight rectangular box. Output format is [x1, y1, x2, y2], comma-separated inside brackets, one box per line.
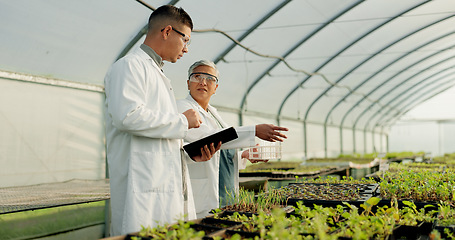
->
[2, 72, 452, 189]
[0, 77, 106, 188]
[388, 120, 455, 157]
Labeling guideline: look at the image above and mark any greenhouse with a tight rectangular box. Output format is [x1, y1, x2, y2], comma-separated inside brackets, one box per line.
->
[1, 0, 455, 239]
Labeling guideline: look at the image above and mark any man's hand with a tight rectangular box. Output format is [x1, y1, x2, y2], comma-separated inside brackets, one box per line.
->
[192, 141, 222, 162]
[255, 124, 288, 142]
[183, 109, 202, 129]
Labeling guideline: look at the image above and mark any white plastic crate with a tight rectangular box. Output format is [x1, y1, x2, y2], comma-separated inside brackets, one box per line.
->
[247, 142, 282, 160]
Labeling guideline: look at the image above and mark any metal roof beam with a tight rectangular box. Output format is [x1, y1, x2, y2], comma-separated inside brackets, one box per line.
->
[238, 0, 364, 125]
[353, 52, 455, 131]
[333, 13, 455, 130]
[336, 31, 455, 153]
[340, 15, 455, 131]
[369, 66, 455, 129]
[379, 81, 455, 128]
[213, 0, 291, 64]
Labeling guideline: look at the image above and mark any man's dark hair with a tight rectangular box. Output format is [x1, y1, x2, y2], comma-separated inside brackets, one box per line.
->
[148, 5, 193, 31]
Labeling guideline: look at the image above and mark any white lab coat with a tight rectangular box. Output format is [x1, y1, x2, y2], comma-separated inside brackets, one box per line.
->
[177, 95, 255, 218]
[104, 48, 196, 236]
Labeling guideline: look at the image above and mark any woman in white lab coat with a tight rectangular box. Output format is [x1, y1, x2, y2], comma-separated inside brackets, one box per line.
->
[177, 60, 288, 218]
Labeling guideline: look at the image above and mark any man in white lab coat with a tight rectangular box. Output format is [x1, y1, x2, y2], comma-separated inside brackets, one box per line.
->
[104, 6, 219, 236]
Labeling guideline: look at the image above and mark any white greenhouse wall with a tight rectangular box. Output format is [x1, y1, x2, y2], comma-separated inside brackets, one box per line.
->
[0, 77, 106, 187]
[353, 130, 364, 154]
[441, 123, 455, 154]
[306, 123, 325, 158]
[341, 128, 354, 155]
[364, 131, 372, 154]
[388, 120, 455, 156]
[217, 110, 389, 160]
[279, 120, 305, 161]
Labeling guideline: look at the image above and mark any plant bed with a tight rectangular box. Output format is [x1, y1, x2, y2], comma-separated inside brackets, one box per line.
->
[289, 182, 379, 194]
[124, 220, 205, 240]
[217, 188, 289, 214]
[392, 222, 433, 239]
[280, 183, 376, 203]
[188, 223, 222, 235]
[432, 202, 455, 239]
[379, 168, 455, 204]
[206, 229, 261, 239]
[433, 221, 455, 239]
[239, 170, 313, 179]
[241, 161, 302, 171]
[376, 199, 439, 212]
[298, 175, 377, 184]
[125, 233, 150, 240]
[286, 198, 370, 209]
[195, 217, 242, 229]
[240, 162, 339, 179]
[212, 210, 257, 219]
[124, 195, 454, 240]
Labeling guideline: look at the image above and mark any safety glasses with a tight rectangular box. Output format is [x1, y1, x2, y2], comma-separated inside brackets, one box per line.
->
[189, 72, 218, 84]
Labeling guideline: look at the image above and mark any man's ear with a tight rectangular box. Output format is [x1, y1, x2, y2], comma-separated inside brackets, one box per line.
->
[187, 80, 190, 90]
[161, 25, 171, 39]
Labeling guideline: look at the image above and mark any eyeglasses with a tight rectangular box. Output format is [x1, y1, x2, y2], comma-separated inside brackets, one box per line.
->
[161, 26, 191, 48]
[189, 72, 218, 84]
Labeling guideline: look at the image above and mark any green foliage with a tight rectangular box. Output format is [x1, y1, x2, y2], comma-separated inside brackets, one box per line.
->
[136, 220, 204, 240]
[218, 187, 288, 214]
[385, 151, 425, 159]
[299, 175, 376, 184]
[437, 202, 455, 226]
[130, 158, 455, 239]
[379, 168, 455, 202]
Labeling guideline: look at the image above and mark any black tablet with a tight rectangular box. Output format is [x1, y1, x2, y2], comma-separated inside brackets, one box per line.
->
[183, 127, 238, 159]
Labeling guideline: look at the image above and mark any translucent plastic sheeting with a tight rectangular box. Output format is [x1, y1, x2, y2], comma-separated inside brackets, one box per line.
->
[0, 77, 105, 188]
[389, 121, 455, 156]
[1, 0, 455, 166]
[1, 0, 454, 129]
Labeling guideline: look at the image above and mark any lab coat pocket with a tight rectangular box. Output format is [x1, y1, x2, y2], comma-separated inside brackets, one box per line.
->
[190, 178, 210, 214]
[130, 151, 176, 193]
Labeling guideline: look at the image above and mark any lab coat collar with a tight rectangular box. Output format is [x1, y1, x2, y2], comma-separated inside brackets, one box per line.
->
[140, 44, 164, 70]
[185, 94, 227, 128]
[135, 47, 170, 82]
[185, 94, 211, 113]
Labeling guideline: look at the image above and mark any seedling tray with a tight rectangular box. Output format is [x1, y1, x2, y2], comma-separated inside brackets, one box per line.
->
[194, 217, 242, 229]
[125, 234, 150, 240]
[282, 183, 376, 203]
[189, 223, 222, 235]
[392, 222, 433, 239]
[286, 198, 369, 209]
[376, 199, 438, 212]
[206, 229, 261, 239]
[288, 183, 379, 194]
[214, 210, 257, 219]
[433, 223, 455, 239]
[239, 167, 339, 179]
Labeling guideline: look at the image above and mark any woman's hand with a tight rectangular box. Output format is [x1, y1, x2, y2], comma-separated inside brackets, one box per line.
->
[241, 145, 269, 163]
[192, 141, 221, 162]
